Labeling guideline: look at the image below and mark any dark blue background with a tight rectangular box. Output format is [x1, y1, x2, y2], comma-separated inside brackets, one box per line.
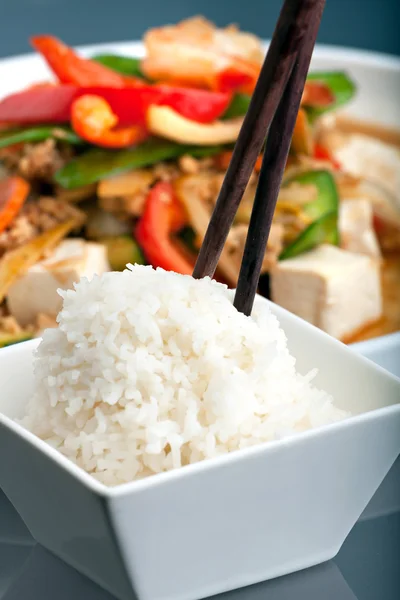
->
[1, 0, 399, 59]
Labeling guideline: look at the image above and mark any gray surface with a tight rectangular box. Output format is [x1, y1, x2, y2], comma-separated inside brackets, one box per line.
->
[1, 460, 399, 600]
[0, 0, 399, 59]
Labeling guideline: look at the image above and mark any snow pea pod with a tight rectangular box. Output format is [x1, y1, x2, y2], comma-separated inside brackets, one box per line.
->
[0, 125, 83, 149]
[54, 138, 223, 189]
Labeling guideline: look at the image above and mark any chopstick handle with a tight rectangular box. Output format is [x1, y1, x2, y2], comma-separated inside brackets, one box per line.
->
[234, 0, 326, 316]
[193, 0, 321, 281]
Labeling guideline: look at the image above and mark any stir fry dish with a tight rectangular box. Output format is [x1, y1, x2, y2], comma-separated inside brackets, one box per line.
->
[0, 17, 399, 347]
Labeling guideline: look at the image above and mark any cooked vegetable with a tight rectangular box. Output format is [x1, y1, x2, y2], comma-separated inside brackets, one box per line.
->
[285, 170, 339, 221]
[71, 94, 147, 148]
[141, 17, 262, 93]
[56, 183, 97, 203]
[301, 81, 334, 108]
[85, 209, 131, 240]
[147, 105, 243, 145]
[0, 125, 83, 149]
[291, 108, 314, 156]
[0, 332, 33, 348]
[0, 218, 83, 302]
[222, 93, 251, 119]
[92, 54, 146, 78]
[0, 177, 30, 234]
[0, 84, 231, 126]
[314, 143, 341, 169]
[98, 168, 155, 199]
[305, 72, 356, 119]
[279, 210, 339, 260]
[31, 35, 142, 87]
[221, 75, 352, 121]
[0, 86, 82, 123]
[100, 236, 145, 271]
[174, 174, 243, 283]
[277, 170, 339, 259]
[54, 139, 222, 189]
[136, 181, 192, 274]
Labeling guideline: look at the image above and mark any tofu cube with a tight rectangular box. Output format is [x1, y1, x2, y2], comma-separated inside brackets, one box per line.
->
[339, 198, 381, 258]
[7, 239, 110, 326]
[271, 244, 382, 340]
[334, 134, 400, 199]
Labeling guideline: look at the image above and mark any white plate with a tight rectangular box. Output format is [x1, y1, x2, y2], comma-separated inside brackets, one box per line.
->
[1, 42, 399, 356]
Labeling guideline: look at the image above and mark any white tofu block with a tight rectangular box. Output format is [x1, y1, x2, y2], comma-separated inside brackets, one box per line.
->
[334, 134, 400, 200]
[339, 198, 381, 257]
[271, 244, 382, 340]
[7, 239, 110, 326]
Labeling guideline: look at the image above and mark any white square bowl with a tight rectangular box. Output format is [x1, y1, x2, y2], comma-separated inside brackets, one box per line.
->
[0, 301, 399, 600]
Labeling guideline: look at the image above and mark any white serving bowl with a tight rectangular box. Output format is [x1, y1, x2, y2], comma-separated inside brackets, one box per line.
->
[1, 299, 399, 600]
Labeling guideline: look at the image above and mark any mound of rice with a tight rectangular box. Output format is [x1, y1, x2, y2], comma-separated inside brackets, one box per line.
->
[22, 265, 348, 486]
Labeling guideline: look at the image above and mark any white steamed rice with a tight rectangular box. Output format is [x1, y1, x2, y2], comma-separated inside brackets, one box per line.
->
[21, 265, 348, 486]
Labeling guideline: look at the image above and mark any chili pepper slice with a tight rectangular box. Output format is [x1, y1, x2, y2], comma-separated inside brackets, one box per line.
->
[71, 95, 147, 148]
[314, 144, 341, 169]
[0, 177, 30, 234]
[136, 181, 192, 274]
[31, 35, 142, 88]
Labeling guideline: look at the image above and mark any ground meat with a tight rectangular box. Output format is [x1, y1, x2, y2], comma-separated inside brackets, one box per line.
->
[0, 147, 23, 171]
[0, 197, 84, 255]
[18, 139, 73, 182]
[152, 162, 181, 181]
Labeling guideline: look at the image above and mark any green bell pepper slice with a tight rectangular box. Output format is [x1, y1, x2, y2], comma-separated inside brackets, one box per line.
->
[54, 138, 223, 189]
[279, 170, 339, 260]
[279, 210, 339, 260]
[92, 54, 147, 79]
[223, 72, 355, 122]
[0, 125, 83, 150]
[285, 169, 339, 220]
[305, 71, 356, 120]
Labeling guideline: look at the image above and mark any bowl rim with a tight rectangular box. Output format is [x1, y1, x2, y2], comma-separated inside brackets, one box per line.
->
[1, 300, 399, 499]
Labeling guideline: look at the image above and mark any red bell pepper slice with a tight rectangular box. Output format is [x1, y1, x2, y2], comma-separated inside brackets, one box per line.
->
[0, 177, 30, 234]
[301, 81, 335, 108]
[0, 84, 231, 126]
[31, 35, 142, 88]
[71, 94, 147, 148]
[314, 144, 341, 169]
[136, 182, 192, 275]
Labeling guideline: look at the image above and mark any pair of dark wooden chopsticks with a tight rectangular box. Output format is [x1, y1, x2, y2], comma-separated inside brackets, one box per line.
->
[193, 0, 326, 315]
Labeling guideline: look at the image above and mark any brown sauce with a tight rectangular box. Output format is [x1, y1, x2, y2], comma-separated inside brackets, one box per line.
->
[347, 254, 400, 343]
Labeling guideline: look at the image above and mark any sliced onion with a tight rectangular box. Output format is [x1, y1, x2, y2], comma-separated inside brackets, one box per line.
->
[174, 174, 240, 284]
[147, 105, 243, 145]
[0, 218, 82, 302]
